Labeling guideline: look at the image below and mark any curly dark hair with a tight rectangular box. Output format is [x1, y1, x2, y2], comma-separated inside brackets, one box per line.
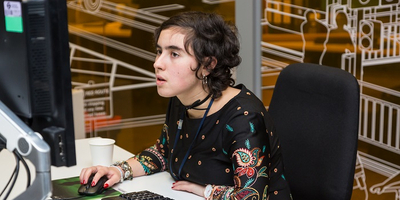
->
[154, 11, 242, 99]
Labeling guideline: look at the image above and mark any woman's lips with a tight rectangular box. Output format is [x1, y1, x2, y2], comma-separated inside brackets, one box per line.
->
[156, 75, 166, 85]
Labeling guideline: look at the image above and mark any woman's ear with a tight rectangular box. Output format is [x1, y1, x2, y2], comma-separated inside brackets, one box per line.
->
[209, 56, 217, 69]
[202, 57, 217, 76]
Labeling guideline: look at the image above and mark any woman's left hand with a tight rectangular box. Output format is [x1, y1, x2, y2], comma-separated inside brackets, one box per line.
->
[171, 180, 206, 198]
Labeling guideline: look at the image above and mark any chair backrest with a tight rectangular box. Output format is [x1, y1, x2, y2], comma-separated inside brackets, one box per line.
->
[268, 63, 360, 200]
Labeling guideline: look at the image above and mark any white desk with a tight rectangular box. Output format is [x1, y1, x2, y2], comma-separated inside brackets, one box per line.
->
[0, 138, 202, 200]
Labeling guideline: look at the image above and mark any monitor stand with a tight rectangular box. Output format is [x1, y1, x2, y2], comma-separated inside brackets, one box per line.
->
[0, 101, 52, 200]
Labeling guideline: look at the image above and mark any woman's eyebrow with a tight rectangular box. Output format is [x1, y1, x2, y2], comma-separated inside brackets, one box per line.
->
[156, 44, 184, 51]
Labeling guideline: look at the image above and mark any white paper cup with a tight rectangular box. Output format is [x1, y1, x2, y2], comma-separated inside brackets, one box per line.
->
[89, 138, 115, 166]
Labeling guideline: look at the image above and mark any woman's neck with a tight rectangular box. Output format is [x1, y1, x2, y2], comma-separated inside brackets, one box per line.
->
[179, 92, 212, 119]
[190, 86, 241, 119]
[179, 86, 241, 119]
[184, 94, 211, 110]
[186, 98, 213, 119]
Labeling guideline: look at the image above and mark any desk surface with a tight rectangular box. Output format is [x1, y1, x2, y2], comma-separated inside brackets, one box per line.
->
[0, 138, 202, 200]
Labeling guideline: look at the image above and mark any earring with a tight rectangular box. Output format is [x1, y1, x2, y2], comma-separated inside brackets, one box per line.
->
[202, 74, 208, 85]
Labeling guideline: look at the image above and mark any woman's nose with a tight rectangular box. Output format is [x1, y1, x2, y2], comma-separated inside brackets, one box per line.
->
[153, 55, 164, 70]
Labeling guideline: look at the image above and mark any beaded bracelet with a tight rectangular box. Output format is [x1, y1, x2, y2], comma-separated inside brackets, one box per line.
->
[111, 161, 133, 181]
[110, 165, 124, 183]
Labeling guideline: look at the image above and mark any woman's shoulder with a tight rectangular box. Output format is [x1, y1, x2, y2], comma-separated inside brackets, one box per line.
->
[228, 84, 266, 112]
[218, 85, 274, 127]
[212, 85, 267, 119]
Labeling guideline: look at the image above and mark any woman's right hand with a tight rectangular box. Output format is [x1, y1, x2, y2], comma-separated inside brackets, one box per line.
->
[79, 165, 121, 189]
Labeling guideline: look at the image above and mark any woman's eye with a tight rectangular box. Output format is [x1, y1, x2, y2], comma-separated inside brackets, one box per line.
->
[156, 49, 162, 55]
[171, 52, 179, 57]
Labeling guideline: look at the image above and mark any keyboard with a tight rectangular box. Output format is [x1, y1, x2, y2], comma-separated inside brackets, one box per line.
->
[101, 190, 174, 200]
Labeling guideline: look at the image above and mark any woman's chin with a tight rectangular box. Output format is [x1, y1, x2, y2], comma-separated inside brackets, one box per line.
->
[156, 88, 174, 98]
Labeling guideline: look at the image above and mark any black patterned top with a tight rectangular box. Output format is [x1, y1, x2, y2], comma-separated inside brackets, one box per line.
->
[135, 84, 292, 200]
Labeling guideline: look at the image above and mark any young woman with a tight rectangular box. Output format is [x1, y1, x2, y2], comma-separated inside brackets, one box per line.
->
[80, 11, 292, 200]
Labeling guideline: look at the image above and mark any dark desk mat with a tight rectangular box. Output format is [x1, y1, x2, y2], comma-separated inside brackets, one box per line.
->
[52, 176, 121, 200]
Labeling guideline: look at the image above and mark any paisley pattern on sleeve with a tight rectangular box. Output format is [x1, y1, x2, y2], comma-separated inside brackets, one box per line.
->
[209, 105, 291, 200]
[134, 124, 169, 175]
[133, 86, 292, 199]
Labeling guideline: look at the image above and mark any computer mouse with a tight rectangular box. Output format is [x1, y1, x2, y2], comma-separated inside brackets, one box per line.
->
[78, 174, 108, 196]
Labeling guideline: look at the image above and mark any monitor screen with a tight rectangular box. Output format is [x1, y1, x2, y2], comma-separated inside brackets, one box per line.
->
[0, 0, 76, 166]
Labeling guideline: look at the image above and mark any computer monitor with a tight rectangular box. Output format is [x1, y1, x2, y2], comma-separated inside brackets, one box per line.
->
[0, 0, 76, 167]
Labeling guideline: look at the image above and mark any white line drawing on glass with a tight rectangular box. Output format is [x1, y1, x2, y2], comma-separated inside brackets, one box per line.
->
[300, 9, 328, 64]
[70, 42, 161, 136]
[319, 10, 356, 68]
[140, 4, 186, 13]
[354, 153, 369, 199]
[80, 0, 102, 12]
[370, 171, 400, 200]
[264, 0, 400, 199]
[202, 0, 234, 4]
[66, 0, 185, 136]
[357, 2, 400, 198]
[68, 0, 184, 33]
[360, 151, 400, 200]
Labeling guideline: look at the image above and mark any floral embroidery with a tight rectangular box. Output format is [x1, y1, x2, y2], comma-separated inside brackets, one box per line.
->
[222, 148, 228, 155]
[135, 145, 167, 174]
[211, 186, 234, 200]
[249, 122, 255, 133]
[163, 124, 169, 143]
[245, 139, 251, 149]
[262, 185, 269, 200]
[233, 148, 263, 168]
[233, 148, 254, 167]
[233, 146, 265, 188]
[162, 124, 168, 133]
[258, 166, 268, 178]
[232, 187, 259, 200]
[226, 124, 234, 132]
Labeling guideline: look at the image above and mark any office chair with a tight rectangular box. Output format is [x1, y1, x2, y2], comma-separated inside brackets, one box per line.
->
[268, 63, 360, 200]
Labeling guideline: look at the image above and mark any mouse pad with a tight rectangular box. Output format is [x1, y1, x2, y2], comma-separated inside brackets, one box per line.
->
[52, 176, 121, 200]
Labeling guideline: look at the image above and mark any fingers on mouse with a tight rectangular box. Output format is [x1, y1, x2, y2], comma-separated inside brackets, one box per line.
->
[78, 174, 109, 195]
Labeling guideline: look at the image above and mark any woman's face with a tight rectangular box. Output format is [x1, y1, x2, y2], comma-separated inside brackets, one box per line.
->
[154, 28, 205, 100]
